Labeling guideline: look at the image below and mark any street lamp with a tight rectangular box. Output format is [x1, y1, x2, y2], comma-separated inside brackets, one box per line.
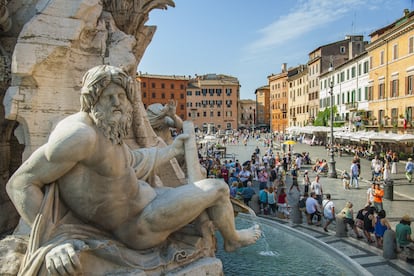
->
[328, 70, 337, 178]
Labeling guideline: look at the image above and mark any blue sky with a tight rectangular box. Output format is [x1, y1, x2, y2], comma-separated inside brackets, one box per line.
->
[139, 0, 413, 100]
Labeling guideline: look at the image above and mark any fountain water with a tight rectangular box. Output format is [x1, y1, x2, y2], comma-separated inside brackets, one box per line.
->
[216, 214, 370, 275]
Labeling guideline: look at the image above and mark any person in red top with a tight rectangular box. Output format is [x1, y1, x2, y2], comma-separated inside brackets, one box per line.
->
[220, 165, 229, 184]
[277, 188, 289, 218]
[373, 183, 384, 211]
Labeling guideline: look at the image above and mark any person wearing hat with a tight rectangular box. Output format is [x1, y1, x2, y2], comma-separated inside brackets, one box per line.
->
[395, 215, 414, 251]
[405, 158, 414, 183]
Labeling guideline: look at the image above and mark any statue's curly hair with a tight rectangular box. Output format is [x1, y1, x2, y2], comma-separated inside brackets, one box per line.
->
[80, 65, 135, 112]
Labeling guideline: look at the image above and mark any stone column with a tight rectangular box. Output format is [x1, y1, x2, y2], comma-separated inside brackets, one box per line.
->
[335, 218, 347, 237]
[290, 204, 302, 224]
[383, 229, 397, 260]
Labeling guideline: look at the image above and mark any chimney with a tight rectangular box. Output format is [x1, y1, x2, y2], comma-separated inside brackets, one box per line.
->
[281, 63, 287, 72]
[404, 9, 410, 17]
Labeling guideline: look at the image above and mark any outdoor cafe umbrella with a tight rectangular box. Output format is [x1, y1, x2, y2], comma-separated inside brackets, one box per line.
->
[283, 140, 297, 145]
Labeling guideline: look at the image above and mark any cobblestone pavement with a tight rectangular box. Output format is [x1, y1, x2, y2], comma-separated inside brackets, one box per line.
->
[224, 138, 414, 275]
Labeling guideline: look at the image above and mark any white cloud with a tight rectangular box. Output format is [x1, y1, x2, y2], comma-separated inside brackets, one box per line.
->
[246, 0, 376, 54]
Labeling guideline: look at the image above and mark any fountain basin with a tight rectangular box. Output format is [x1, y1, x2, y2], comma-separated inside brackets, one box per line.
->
[216, 214, 371, 275]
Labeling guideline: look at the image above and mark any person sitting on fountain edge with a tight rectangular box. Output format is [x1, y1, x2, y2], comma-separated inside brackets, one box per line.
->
[6, 65, 261, 275]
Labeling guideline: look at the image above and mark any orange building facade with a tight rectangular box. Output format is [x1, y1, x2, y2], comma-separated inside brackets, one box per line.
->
[136, 73, 189, 120]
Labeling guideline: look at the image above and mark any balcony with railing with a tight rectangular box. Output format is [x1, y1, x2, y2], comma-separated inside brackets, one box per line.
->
[345, 102, 358, 111]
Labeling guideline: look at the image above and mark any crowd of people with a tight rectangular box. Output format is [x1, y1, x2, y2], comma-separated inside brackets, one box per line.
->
[197, 135, 414, 264]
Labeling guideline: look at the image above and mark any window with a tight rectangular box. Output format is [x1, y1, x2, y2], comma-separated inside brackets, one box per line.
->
[161, 93, 165, 99]
[407, 107, 413, 122]
[367, 86, 373, 101]
[180, 104, 184, 110]
[340, 46, 346, 53]
[408, 75, 414, 95]
[380, 51, 384, 65]
[151, 83, 155, 88]
[358, 88, 361, 101]
[201, 89, 207, 96]
[142, 82, 146, 88]
[216, 89, 222, 96]
[393, 44, 398, 60]
[351, 67, 355, 78]
[151, 92, 156, 98]
[363, 61, 369, 74]
[143, 92, 147, 98]
[195, 90, 201, 96]
[217, 111, 221, 117]
[409, 36, 414, 54]
[391, 108, 398, 126]
[203, 111, 206, 117]
[225, 88, 232, 96]
[378, 83, 385, 99]
[161, 83, 165, 89]
[170, 84, 174, 89]
[209, 89, 214, 96]
[180, 84, 184, 89]
[187, 91, 192, 96]
[180, 93, 184, 99]
[391, 79, 399, 97]
[210, 111, 214, 117]
[170, 93, 174, 99]
[358, 64, 362, 76]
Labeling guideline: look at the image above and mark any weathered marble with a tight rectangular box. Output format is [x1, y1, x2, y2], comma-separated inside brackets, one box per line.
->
[4, 65, 261, 275]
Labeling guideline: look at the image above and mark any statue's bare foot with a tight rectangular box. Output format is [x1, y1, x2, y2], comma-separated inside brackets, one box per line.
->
[224, 224, 261, 252]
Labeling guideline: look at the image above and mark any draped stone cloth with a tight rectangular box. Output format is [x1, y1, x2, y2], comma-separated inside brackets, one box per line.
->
[17, 147, 215, 275]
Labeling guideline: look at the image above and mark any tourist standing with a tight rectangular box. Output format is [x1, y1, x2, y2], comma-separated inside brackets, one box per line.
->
[289, 164, 300, 193]
[241, 181, 256, 206]
[303, 170, 311, 194]
[341, 170, 351, 190]
[259, 187, 268, 214]
[258, 167, 269, 190]
[310, 175, 323, 205]
[391, 152, 399, 174]
[306, 192, 321, 226]
[267, 186, 277, 216]
[277, 187, 289, 219]
[366, 182, 375, 206]
[405, 158, 414, 183]
[350, 159, 360, 189]
[373, 183, 384, 212]
[322, 194, 335, 232]
[383, 160, 391, 182]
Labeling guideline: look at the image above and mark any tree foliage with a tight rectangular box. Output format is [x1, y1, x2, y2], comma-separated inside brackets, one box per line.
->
[313, 106, 338, 126]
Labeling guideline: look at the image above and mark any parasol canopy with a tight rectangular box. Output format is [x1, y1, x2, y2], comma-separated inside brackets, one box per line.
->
[283, 140, 297, 145]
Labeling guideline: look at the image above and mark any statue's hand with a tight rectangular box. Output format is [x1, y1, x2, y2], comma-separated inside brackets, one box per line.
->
[45, 239, 87, 275]
[172, 134, 189, 156]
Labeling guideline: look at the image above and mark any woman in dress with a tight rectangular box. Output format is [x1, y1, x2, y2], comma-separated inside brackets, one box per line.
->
[383, 160, 391, 181]
[391, 152, 398, 174]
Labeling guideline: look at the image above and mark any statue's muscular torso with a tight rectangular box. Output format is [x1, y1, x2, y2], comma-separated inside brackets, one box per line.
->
[54, 113, 157, 232]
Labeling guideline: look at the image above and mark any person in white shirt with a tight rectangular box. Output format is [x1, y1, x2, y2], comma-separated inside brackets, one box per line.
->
[322, 194, 335, 232]
[366, 182, 375, 206]
[310, 175, 323, 205]
[306, 192, 321, 226]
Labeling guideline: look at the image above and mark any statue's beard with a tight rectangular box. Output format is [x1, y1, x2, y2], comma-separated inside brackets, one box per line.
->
[90, 104, 133, 145]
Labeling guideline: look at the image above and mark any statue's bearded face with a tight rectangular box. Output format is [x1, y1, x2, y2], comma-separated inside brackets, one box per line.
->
[90, 83, 133, 144]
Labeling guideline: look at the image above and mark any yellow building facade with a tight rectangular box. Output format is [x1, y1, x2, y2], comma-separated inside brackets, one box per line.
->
[366, 10, 414, 133]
